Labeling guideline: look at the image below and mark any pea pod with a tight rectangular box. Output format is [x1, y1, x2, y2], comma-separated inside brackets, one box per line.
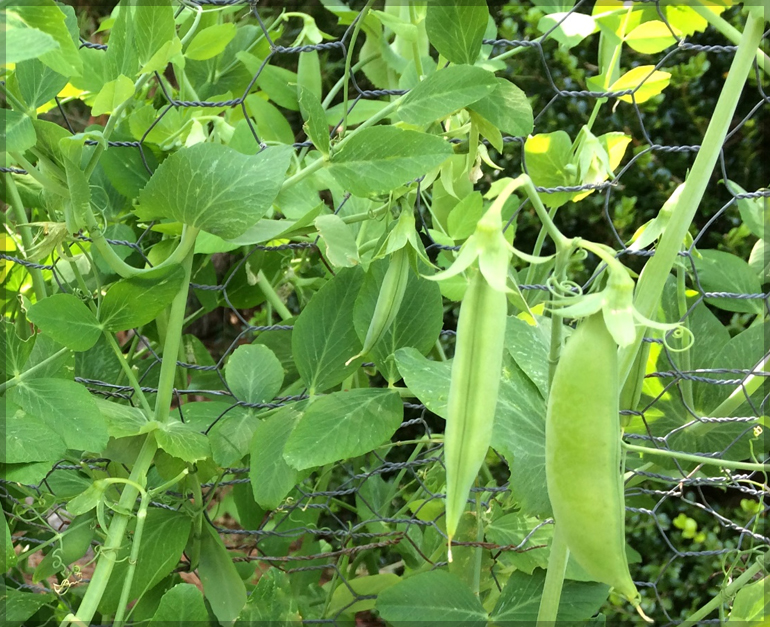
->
[444, 264, 508, 555]
[347, 246, 410, 366]
[545, 313, 643, 609]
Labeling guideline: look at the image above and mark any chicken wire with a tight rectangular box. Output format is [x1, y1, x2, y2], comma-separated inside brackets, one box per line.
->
[1, 0, 768, 624]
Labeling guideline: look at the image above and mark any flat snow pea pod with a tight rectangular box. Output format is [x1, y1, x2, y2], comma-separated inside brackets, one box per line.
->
[347, 246, 410, 365]
[545, 313, 647, 616]
[444, 263, 508, 557]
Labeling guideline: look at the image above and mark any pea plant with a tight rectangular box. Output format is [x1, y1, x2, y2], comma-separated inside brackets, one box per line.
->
[1, 0, 768, 625]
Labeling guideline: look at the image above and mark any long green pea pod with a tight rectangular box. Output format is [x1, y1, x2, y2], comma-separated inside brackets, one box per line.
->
[198, 523, 247, 624]
[444, 264, 508, 556]
[347, 247, 410, 365]
[545, 313, 642, 608]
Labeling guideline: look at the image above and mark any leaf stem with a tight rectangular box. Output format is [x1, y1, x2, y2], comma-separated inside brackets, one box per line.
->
[622, 442, 769, 473]
[103, 333, 153, 416]
[341, 0, 374, 138]
[678, 550, 768, 627]
[257, 270, 293, 320]
[536, 524, 569, 626]
[0, 347, 69, 395]
[619, 13, 765, 388]
[5, 173, 47, 301]
[153, 245, 196, 424]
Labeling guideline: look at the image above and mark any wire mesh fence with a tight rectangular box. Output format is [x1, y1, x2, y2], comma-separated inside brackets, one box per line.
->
[1, 0, 768, 624]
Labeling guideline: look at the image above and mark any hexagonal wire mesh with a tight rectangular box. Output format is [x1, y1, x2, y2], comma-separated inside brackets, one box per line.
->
[1, 0, 768, 624]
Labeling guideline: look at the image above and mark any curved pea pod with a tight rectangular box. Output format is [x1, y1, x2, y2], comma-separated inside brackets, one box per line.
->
[346, 246, 410, 366]
[444, 264, 508, 555]
[545, 313, 642, 609]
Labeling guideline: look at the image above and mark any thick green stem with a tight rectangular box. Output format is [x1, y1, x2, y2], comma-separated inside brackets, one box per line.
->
[679, 551, 768, 627]
[619, 13, 765, 388]
[622, 442, 769, 473]
[64, 433, 158, 626]
[5, 174, 48, 301]
[0, 347, 69, 394]
[153, 246, 196, 424]
[257, 270, 293, 321]
[536, 525, 569, 625]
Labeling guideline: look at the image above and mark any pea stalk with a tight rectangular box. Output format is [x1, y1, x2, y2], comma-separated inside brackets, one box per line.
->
[618, 12, 765, 390]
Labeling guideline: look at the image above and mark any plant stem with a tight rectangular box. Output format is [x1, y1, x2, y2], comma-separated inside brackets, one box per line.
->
[536, 525, 569, 626]
[5, 173, 47, 301]
[692, 1, 769, 75]
[678, 551, 768, 627]
[8, 152, 69, 196]
[341, 0, 374, 138]
[619, 13, 765, 388]
[257, 270, 292, 320]
[64, 433, 158, 626]
[0, 347, 69, 394]
[622, 442, 769, 473]
[676, 264, 694, 409]
[103, 333, 153, 416]
[0, 81, 34, 116]
[472, 487, 484, 597]
[153, 246, 195, 424]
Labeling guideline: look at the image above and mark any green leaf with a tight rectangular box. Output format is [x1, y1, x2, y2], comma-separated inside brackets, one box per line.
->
[723, 179, 766, 240]
[292, 266, 365, 394]
[102, 2, 138, 78]
[749, 239, 770, 280]
[99, 508, 192, 615]
[198, 523, 247, 624]
[376, 570, 487, 627]
[283, 389, 403, 470]
[134, 0, 175, 67]
[186, 23, 237, 61]
[425, 0, 489, 65]
[610, 65, 672, 104]
[0, 319, 35, 380]
[94, 397, 150, 439]
[138, 143, 292, 239]
[489, 570, 609, 623]
[156, 420, 211, 464]
[27, 293, 101, 352]
[727, 575, 768, 623]
[226, 344, 285, 405]
[10, 378, 109, 454]
[625, 20, 677, 54]
[1, 588, 55, 623]
[16, 58, 68, 110]
[66, 481, 105, 516]
[327, 573, 401, 618]
[235, 568, 301, 626]
[2, 16, 59, 65]
[397, 65, 498, 126]
[99, 265, 186, 332]
[523, 131, 576, 208]
[1, 110, 37, 154]
[314, 214, 360, 268]
[447, 192, 484, 240]
[150, 583, 209, 624]
[328, 127, 452, 197]
[299, 86, 330, 156]
[692, 249, 764, 315]
[249, 404, 302, 509]
[91, 74, 135, 116]
[505, 315, 551, 398]
[538, 11, 597, 49]
[354, 260, 444, 383]
[467, 78, 534, 137]
[1, 399, 67, 463]
[11, 1, 82, 77]
[394, 347, 452, 417]
[198, 405, 251, 467]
